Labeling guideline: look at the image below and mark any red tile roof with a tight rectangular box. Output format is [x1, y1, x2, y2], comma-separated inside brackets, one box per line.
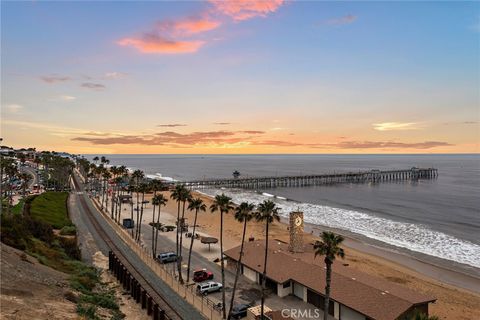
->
[224, 240, 436, 320]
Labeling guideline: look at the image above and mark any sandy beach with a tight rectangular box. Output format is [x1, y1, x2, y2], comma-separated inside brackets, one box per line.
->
[128, 190, 480, 320]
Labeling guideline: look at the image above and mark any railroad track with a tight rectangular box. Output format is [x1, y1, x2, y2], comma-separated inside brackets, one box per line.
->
[71, 173, 184, 320]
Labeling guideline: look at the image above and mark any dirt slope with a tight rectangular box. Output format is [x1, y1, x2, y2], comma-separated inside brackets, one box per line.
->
[0, 244, 77, 320]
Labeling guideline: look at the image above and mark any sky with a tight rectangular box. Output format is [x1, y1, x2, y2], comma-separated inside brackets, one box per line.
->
[1, 0, 479, 154]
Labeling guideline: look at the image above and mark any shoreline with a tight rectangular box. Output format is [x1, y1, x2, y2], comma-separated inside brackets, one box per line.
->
[195, 190, 480, 295]
[136, 189, 480, 319]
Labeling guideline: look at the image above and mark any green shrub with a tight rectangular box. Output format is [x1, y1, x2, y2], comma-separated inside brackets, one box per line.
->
[60, 225, 76, 235]
[77, 304, 98, 320]
[0, 213, 30, 250]
[58, 236, 81, 260]
[80, 292, 119, 310]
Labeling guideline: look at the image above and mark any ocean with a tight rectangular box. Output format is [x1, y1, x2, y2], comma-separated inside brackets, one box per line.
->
[85, 154, 480, 274]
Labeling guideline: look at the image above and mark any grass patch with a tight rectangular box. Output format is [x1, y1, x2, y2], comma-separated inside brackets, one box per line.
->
[30, 192, 71, 229]
[11, 198, 26, 215]
[2, 191, 124, 320]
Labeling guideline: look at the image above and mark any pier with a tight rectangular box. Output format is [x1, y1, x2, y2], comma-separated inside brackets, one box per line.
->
[185, 167, 438, 189]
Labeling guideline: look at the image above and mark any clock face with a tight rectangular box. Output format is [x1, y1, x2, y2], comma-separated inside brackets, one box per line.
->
[294, 216, 302, 227]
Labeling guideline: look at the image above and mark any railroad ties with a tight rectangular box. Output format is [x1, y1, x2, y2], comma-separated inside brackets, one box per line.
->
[108, 251, 177, 320]
[185, 167, 438, 190]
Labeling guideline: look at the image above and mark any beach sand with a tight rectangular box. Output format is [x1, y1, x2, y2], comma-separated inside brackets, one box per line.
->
[136, 191, 480, 320]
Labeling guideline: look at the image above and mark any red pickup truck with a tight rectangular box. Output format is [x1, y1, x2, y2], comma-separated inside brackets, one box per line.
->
[193, 269, 214, 282]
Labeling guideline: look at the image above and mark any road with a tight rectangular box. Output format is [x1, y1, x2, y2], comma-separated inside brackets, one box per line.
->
[140, 222, 263, 307]
[19, 165, 38, 189]
[70, 172, 205, 320]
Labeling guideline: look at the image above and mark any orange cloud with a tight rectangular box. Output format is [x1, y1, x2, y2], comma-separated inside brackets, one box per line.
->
[117, 35, 205, 54]
[210, 0, 285, 21]
[159, 17, 221, 36]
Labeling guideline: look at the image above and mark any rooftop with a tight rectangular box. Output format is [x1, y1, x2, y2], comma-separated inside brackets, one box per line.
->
[224, 240, 436, 320]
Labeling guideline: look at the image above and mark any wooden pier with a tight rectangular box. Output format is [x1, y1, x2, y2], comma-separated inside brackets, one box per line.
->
[185, 167, 438, 190]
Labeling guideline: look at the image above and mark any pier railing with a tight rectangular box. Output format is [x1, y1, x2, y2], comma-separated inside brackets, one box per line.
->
[184, 167, 438, 189]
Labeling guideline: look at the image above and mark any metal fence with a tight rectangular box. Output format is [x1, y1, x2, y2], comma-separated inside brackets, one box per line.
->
[92, 197, 224, 320]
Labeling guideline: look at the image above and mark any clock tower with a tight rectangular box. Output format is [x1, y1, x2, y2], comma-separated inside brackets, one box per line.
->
[289, 211, 304, 253]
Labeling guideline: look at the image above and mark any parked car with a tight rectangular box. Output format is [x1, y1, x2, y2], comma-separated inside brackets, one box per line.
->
[193, 269, 214, 282]
[230, 303, 251, 319]
[196, 281, 222, 295]
[157, 252, 177, 264]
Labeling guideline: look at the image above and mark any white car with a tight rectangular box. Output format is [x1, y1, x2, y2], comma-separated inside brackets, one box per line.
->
[196, 281, 222, 295]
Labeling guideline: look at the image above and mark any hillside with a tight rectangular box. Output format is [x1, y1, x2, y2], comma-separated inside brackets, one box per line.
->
[0, 243, 77, 319]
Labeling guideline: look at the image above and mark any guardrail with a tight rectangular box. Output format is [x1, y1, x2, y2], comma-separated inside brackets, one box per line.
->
[91, 196, 224, 320]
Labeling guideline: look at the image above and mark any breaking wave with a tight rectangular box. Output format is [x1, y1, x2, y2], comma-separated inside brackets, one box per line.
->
[201, 188, 480, 269]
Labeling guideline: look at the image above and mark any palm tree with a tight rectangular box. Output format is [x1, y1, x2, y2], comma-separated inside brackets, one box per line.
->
[314, 231, 345, 320]
[131, 170, 144, 239]
[135, 182, 149, 242]
[92, 156, 99, 165]
[127, 184, 136, 237]
[109, 166, 119, 219]
[186, 197, 206, 283]
[18, 173, 31, 198]
[112, 176, 123, 221]
[178, 187, 192, 283]
[210, 193, 234, 319]
[227, 202, 255, 320]
[255, 200, 280, 320]
[101, 169, 111, 210]
[170, 184, 190, 283]
[115, 166, 128, 223]
[151, 193, 168, 257]
[2, 158, 18, 213]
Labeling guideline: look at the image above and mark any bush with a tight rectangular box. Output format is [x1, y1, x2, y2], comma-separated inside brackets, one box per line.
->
[80, 292, 119, 310]
[58, 236, 82, 260]
[0, 213, 30, 250]
[60, 225, 76, 235]
[77, 304, 98, 320]
[26, 216, 54, 244]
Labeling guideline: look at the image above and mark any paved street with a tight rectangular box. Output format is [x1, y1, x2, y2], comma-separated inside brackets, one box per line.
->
[116, 195, 319, 319]
[71, 173, 205, 320]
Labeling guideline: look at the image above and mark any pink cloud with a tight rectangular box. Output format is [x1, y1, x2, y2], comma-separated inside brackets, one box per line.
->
[118, 0, 285, 55]
[117, 35, 205, 54]
[159, 17, 222, 36]
[210, 0, 285, 21]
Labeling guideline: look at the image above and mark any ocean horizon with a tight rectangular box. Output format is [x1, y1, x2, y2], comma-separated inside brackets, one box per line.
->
[84, 153, 480, 274]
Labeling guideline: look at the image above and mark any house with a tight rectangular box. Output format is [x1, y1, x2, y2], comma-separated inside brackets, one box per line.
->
[224, 212, 436, 320]
[224, 240, 436, 320]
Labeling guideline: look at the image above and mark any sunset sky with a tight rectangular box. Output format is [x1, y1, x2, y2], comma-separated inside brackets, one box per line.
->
[1, 0, 479, 154]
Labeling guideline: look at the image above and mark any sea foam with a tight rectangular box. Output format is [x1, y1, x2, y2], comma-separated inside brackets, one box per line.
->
[202, 188, 480, 269]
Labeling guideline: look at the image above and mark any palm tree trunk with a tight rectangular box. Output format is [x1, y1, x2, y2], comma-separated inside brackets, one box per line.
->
[324, 261, 332, 320]
[151, 192, 157, 256]
[105, 185, 109, 213]
[175, 201, 181, 276]
[130, 191, 134, 238]
[101, 179, 106, 209]
[228, 219, 247, 320]
[186, 209, 199, 284]
[178, 200, 186, 284]
[260, 221, 269, 320]
[110, 183, 116, 219]
[137, 191, 145, 242]
[154, 205, 162, 257]
[220, 210, 226, 320]
[135, 189, 140, 239]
